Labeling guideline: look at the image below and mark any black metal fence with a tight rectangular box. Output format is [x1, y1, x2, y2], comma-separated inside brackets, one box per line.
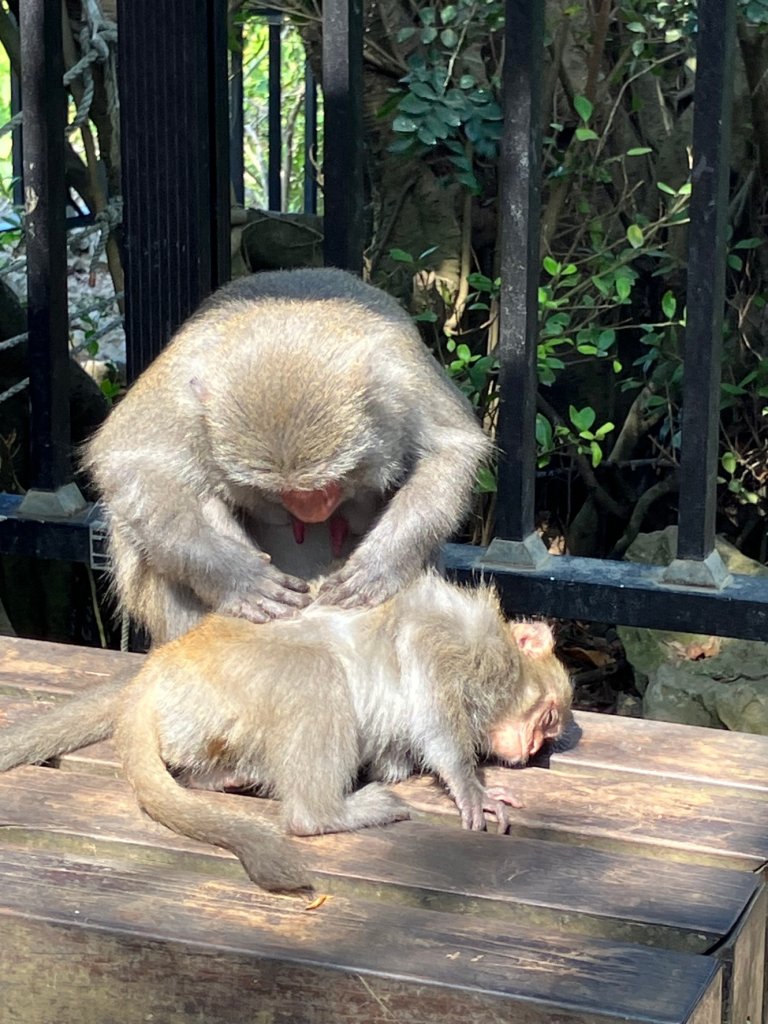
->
[3, 0, 768, 641]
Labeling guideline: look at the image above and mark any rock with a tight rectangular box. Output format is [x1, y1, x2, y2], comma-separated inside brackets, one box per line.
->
[618, 527, 768, 732]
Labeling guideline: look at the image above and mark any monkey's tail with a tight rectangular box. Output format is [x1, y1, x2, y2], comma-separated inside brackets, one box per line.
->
[117, 692, 313, 893]
[0, 675, 128, 773]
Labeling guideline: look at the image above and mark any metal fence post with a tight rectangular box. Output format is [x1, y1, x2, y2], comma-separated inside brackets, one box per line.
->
[119, 0, 231, 382]
[18, 0, 83, 515]
[480, 0, 547, 571]
[662, 0, 736, 590]
[322, 0, 363, 272]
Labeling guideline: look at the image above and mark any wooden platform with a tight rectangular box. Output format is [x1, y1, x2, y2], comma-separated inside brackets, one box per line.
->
[1, 637, 767, 1024]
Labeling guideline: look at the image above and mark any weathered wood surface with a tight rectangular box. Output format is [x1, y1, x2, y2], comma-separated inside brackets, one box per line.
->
[553, 711, 768, 795]
[1, 636, 767, 1024]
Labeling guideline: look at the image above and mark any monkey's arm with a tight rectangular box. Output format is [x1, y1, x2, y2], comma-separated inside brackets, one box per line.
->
[423, 742, 522, 834]
[317, 421, 491, 608]
[111, 488, 312, 622]
[0, 675, 129, 772]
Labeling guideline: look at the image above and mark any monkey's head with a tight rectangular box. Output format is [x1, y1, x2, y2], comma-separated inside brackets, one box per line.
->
[486, 621, 573, 766]
[191, 341, 408, 523]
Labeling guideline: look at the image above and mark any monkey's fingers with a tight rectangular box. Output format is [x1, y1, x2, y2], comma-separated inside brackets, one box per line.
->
[481, 785, 524, 834]
[217, 590, 307, 623]
[314, 566, 393, 608]
[484, 784, 524, 807]
[262, 568, 312, 596]
[458, 800, 488, 831]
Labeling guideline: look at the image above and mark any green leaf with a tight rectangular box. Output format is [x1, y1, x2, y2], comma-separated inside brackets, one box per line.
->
[456, 343, 472, 362]
[721, 451, 737, 474]
[425, 113, 450, 139]
[734, 237, 763, 250]
[657, 181, 676, 195]
[388, 136, 415, 154]
[393, 114, 418, 133]
[535, 413, 553, 450]
[441, 4, 457, 23]
[661, 290, 677, 319]
[573, 94, 593, 123]
[569, 405, 596, 432]
[597, 329, 615, 351]
[413, 310, 438, 323]
[440, 28, 458, 47]
[590, 441, 603, 468]
[410, 81, 439, 100]
[594, 421, 615, 439]
[467, 272, 494, 291]
[625, 20, 645, 32]
[389, 248, 414, 263]
[399, 94, 433, 115]
[575, 127, 599, 142]
[543, 256, 561, 276]
[417, 125, 438, 145]
[615, 276, 632, 302]
[626, 147, 652, 156]
[458, 74, 476, 89]
[420, 26, 438, 43]
[626, 223, 644, 249]
[396, 26, 417, 42]
[475, 466, 497, 493]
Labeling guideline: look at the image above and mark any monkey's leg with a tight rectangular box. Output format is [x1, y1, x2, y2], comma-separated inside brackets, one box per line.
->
[285, 782, 410, 837]
[272, 674, 410, 837]
[118, 689, 312, 892]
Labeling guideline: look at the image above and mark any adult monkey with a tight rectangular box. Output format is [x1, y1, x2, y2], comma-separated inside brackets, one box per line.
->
[84, 267, 492, 644]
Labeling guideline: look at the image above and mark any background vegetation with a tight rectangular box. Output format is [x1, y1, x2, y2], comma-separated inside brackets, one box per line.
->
[0, 1, 766, 655]
[238, 0, 768, 566]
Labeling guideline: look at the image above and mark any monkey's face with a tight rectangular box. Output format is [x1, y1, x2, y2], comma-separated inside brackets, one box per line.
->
[488, 698, 565, 766]
[279, 483, 344, 523]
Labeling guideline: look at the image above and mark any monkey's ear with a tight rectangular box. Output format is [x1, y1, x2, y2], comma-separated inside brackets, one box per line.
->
[508, 620, 554, 659]
[189, 376, 211, 402]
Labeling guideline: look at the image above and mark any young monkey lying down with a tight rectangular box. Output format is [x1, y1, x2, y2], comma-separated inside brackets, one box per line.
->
[114, 572, 572, 892]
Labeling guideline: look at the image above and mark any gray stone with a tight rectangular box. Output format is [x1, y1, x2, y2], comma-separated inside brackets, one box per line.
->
[617, 527, 768, 732]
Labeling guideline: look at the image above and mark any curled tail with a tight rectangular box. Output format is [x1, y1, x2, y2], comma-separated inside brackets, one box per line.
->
[0, 675, 128, 773]
[117, 689, 312, 892]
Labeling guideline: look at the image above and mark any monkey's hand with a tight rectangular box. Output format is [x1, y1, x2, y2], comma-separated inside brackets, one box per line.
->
[217, 564, 312, 622]
[455, 784, 523, 834]
[314, 555, 405, 609]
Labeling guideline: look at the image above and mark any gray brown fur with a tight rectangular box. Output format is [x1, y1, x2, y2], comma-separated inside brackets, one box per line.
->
[0, 674, 127, 773]
[83, 268, 492, 644]
[115, 572, 572, 891]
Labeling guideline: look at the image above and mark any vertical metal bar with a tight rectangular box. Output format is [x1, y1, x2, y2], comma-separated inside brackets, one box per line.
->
[209, 0, 231, 289]
[268, 13, 282, 212]
[119, 0, 229, 383]
[322, 0, 363, 272]
[229, 20, 245, 207]
[20, 0, 71, 489]
[494, 0, 544, 542]
[303, 60, 318, 215]
[675, 0, 735, 562]
[10, 69, 23, 210]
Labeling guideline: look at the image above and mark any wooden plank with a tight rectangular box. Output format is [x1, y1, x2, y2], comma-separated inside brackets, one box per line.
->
[400, 772, 768, 872]
[0, 766, 759, 955]
[551, 712, 768, 795]
[4, 690, 768, 872]
[0, 845, 723, 1024]
[716, 885, 766, 1024]
[0, 636, 142, 698]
